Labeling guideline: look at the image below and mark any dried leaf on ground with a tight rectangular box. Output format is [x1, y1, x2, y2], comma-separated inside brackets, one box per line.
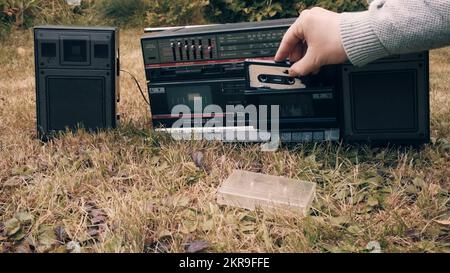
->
[192, 151, 204, 169]
[66, 241, 81, 253]
[15, 212, 33, 224]
[55, 226, 69, 243]
[202, 219, 214, 232]
[366, 241, 382, 253]
[37, 226, 58, 252]
[4, 218, 21, 236]
[15, 241, 33, 253]
[3, 177, 23, 188]
[330, 216, 351, 227]
[185, 240, 209, 253]
[367, 196, 379, 207]
[84, 201, 108, 240]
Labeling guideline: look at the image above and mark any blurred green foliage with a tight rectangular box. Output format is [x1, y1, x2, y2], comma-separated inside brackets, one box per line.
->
[146, 0, 209, 27]
[95, 0, 149, 27]
[205, 0, 368, 23]
[0, 0, 93, 38]
[0, 0, 368, 38]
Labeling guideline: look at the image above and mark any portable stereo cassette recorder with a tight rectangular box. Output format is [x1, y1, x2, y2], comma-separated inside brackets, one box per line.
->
[141, 18, 430, 144]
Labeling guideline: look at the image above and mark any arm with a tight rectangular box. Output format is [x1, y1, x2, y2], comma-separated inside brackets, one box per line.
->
[275, 0, 450, 76]
[341, 0, 450, 66]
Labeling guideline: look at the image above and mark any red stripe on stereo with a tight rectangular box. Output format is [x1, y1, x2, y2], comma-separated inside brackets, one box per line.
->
[145, 57, 274, 69]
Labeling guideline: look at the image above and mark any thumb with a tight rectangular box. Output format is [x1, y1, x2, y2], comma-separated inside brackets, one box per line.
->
[289, 49, 320, 76]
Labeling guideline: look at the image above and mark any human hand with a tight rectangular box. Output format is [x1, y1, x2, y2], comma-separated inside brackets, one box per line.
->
[275, 7, 348, 76]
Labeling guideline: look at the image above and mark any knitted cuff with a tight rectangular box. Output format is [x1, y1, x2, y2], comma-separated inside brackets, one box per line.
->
[340, 11, 390, 66]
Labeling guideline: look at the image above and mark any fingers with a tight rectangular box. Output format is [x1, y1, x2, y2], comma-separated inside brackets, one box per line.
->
[289, 42, 304, 63]
[274, 17, 304, 62]
[289, 49, 321, 76]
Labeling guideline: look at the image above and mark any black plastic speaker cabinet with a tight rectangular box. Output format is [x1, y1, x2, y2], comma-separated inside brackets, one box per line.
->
[341, 52, 430, 145]
[34, 26, 120, 140]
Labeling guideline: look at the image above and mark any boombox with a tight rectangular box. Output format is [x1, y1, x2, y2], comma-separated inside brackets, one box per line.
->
[141, 18, 430, 144]
[34, 26, 120, 140]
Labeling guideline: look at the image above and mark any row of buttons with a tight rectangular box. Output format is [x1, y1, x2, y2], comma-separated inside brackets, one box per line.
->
[280, 129, 340, 142]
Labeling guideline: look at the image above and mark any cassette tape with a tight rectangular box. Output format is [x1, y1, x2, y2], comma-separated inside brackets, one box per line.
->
[245, 60, 307, 90]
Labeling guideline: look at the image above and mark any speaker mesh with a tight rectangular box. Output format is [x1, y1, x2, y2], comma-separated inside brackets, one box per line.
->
[351, 70, 417, 132]
[47, 77, 105, 131]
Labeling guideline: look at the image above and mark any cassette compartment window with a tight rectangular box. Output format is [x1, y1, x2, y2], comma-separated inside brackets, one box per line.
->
[260, 94, 316, 118]
[166, 86, 213, 114]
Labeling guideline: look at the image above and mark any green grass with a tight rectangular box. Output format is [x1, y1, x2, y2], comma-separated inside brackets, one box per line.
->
[0, 29, 449, 253]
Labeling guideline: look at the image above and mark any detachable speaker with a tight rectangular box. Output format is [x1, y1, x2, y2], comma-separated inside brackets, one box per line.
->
[34, 26, 120, 140]
[341, 52, 430, 144]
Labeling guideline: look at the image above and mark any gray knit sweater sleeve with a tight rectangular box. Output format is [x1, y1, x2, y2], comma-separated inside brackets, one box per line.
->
[340, 0, 450, 66]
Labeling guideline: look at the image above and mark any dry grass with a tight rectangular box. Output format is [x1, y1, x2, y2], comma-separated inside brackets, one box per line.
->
[0, 29, 449, 253]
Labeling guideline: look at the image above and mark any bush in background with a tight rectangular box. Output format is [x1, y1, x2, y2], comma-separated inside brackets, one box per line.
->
[205, 0, 367, 23]
[146, 0, 208, 27]
[95, 0, 149, 27]
[205, 0, 299, 23]
[0, 0, 93, 38]
[0, 0, 368, 38]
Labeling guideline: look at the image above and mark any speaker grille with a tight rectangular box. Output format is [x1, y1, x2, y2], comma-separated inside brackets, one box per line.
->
[46, 77, 105, 131]
[350, 70, 417, 132]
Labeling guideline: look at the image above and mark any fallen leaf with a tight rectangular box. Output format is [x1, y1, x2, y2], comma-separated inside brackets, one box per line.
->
[176, 196, 190, 207]
[157, 230, 172, 240]
[239, 222, 255, 233]
[4, 218, 21, 236]
[9, 230, 26, 241]
[335, 189, 349, 199]
[305, 154, 316, 163]
[352, 192, 366, 205]
[55, 226, 69, 243]
[150, 156, 161, 165]
[11, 166, 34, 176]
[3, 177, 23, 188]
[84, 202, 97, 213]
[51, 246, 68, 253]
[428, 184, 442, 197]
[182, 219, 198, 233]
[90, 209, 107, 218]
[1, 242, 14, 253]
[147, 240, 171, 253]
[347, 225, 363, 235]
[157, 161, 169, 171]
[366, 176, 384, 185]
[330, 216, 351, 227]
[366, 241, 382, 253]
[405, 185, 420, 194]
[91, 215, 107, 225]
[405, 229, 421, 242]
[192, 151, 204, 169]
[87, 228, 100, 237]
[66, 241, 81, 253]
[15, 212, 33, 224]
[37, 226, 58, 252]
[202, 219, 214, 232]
[15, 242, 33, 253]
[186, 240, 209, 253]
[413, 178, 426, 189]
[367, 196, 379, 207]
